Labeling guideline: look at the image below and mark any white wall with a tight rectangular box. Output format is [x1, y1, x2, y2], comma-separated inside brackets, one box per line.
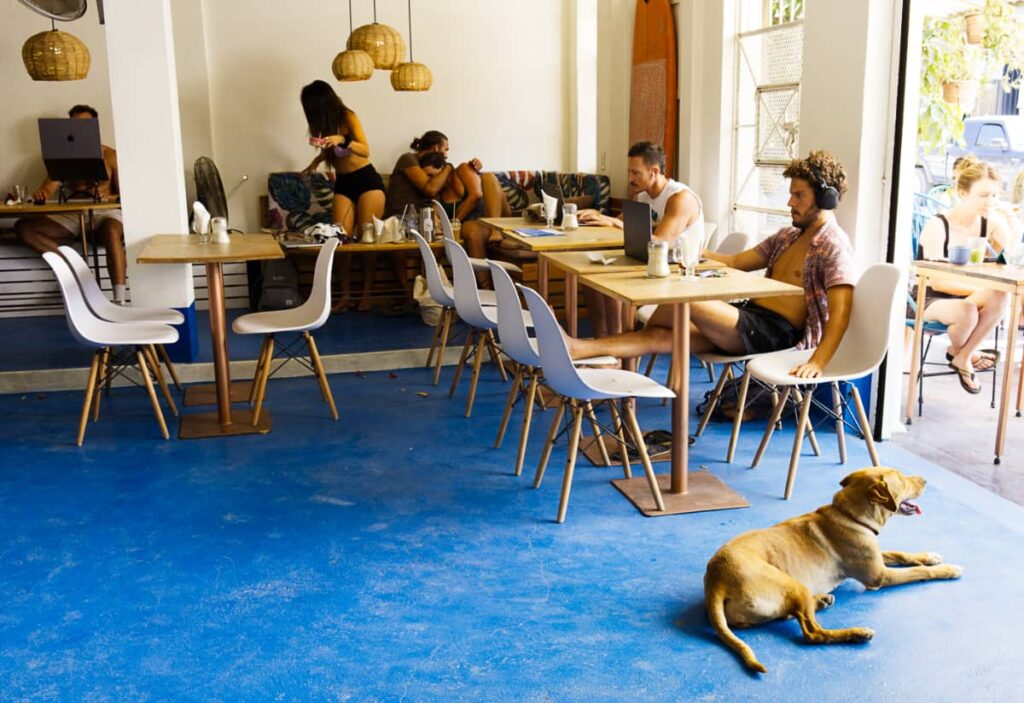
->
[199, 0, 571, 232]
[0, 4, 115, 195]
[596, 0, 634, 198]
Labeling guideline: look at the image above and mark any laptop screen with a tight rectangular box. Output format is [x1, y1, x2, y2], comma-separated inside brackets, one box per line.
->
[622, 200, 653, 263]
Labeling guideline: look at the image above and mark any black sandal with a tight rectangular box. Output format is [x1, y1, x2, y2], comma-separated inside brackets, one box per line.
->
[946, 348, 1000, 371]
[949, 364, 982, 395]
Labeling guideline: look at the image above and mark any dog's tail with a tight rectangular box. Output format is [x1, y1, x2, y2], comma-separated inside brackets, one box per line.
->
[705, 587, 767, 674]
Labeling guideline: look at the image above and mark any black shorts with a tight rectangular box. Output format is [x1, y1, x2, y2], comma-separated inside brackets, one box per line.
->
[733, 300, 802, 355]
[334, 164, 386, 201]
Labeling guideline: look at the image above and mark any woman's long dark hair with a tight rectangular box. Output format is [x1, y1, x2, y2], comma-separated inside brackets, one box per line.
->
[410, 130, 447, 152]
[300, 80, 351, 138]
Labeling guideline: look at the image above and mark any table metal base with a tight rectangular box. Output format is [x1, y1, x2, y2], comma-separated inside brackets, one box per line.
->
[612, 469, 749, 517]
[183, 381, 252, 407]
[178, 408, 272, 439]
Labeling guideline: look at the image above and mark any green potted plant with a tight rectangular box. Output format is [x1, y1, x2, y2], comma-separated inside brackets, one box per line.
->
[918, 14, 985, 152]
[981, 0, 1024, 90]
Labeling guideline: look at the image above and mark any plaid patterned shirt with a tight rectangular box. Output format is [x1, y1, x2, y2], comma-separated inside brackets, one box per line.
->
[754, 218, 858, 349]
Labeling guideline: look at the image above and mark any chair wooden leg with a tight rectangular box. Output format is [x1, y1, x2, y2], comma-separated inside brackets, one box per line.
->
[752, 386, 791, 467]
[662, 357, 677, 406]
[784, 388, 814, 500]
[432, 307, 454, 386]
[792, 388, 822, 457]
[608, 400, 632, 479]
[623, 400, 666, 512]
[249, 336, 272, 403]
[697, 361, 732, 438]
[146, 345, 178, 416]
[92, 347, 110, 421]
[156, 344, 182, 391]
[425, 307, 444, 369]
[252, 334, 275, 426]
[494, 365, 525, 448]
[515, 371, 540, 476]
[103, 346, 114, 397]
[465, 332, 488, 417]
[705, 360, 716, 384]
[76, 350, 101, 446]
[533, 401, 566, 488]
[832, 382, 847, 464]
[644, 353, 658, 377]
[306, 332, 339, 420]
[556, 403, 585, 524]
[584, 401, 610, 466]
[448, 330, 475, 398]
[137, 349, 169, 440]
[485, 330, 508, 382]
[850, 384, 880, 466]
[727, 367, 752, 463]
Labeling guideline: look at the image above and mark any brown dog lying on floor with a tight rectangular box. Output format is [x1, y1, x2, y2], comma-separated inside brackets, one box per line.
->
[704, 467, 962, 673]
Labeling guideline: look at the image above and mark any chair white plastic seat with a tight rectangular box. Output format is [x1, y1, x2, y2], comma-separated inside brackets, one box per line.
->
[744, 263, 901, 499]
[58, 245, 184, 390]
[434, 200, 522, 275]
[231, 239, 340, 423]
[521, 285, 674, 523]
[43, 251, 179, 444]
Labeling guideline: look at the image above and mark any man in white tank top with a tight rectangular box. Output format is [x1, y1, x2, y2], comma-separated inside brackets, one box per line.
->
[577, 141, 704, 336]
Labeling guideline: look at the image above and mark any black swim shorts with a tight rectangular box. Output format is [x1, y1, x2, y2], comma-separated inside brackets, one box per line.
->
[732, 300, 802, 355]
[334, 164, 386, 201]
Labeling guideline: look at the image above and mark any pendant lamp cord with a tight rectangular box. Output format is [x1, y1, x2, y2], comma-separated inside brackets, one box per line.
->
[348, 0, 353, 32]
[373, 0, 377, 24]
[51, 18, 56, 31]
[407, 0, 413, 59]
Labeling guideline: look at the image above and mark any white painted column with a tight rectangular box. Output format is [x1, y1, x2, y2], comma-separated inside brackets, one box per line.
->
[570, 0, 599, 173]
[800, 0, 905, 438]
[104, 0, 194, 310]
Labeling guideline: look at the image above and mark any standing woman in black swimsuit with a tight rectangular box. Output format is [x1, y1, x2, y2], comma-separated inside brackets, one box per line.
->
[301, 80, 387, 310]
[917, 155, 1010, 394]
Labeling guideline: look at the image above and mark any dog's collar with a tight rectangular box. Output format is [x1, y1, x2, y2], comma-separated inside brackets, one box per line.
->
[833, 505, 880, 536]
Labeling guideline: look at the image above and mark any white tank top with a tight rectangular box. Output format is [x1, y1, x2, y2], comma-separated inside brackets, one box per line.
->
[637, 178, 706, 245]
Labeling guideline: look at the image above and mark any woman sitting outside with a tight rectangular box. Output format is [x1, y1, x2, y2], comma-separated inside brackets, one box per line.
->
[301, 80, 404, 311]
[917, 155, 1010, 394]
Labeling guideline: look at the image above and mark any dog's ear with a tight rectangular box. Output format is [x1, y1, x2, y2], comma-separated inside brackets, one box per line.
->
[868, 480, 898, 512]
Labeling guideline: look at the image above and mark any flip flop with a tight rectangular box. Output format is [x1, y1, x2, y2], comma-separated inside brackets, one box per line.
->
[949, 364, 982, 395]
[946, 348, 1000, 371]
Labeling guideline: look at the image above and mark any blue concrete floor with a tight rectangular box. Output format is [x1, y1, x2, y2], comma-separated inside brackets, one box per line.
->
[0, 308, 434, 372]
[1, 359, 1022, 701]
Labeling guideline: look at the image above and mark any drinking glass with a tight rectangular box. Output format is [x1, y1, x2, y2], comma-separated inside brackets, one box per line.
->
[13, 185, 27, 204]
[679, 229, 702, 279]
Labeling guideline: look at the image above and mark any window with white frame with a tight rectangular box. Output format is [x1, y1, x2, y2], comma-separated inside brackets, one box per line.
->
[730, 0, 805, 240]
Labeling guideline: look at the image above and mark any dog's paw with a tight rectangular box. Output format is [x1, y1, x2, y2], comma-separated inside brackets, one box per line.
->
[935, 564, 963, 579]
[815, 594, 835, 611]
[921, 552, 944, 565]
[850, 627, 874, 642]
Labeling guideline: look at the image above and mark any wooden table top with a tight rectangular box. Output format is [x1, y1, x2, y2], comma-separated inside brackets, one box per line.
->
[137, 234, 284, 264]
[578, 267, 802, 307]
[479, 217, 622, 252]
[914, 260, 1024, 287]
[540, 249, 725, 275]
[0, 200, 121, 215]
[280, 237, 444, 254]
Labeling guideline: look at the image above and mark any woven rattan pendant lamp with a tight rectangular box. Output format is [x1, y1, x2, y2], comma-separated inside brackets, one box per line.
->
[347, 0, 405, 71]
[19, 0, 90, 81]
[391, 0, 431, 92]
[333, 0, 373, 81]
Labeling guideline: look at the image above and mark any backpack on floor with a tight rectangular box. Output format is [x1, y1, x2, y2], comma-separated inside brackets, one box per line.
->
[257, 258, 301, 311]
[696, 375, 777, 422]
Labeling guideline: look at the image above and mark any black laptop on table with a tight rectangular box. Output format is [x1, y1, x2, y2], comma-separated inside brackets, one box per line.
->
[621, 200, 654, 264]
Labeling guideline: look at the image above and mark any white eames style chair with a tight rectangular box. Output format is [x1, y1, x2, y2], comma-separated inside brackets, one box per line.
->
[745, 263, 901, 499]
[43, 251, 179, 445]
[445, 238, 532, 418]
[411, 231, 496, 386]
[520, 285, 673, 523]
[487, 261, 617, 476]
[232, 238, 340, 424]
[58, 244, 185, 390]
[433, 200, 522, 276]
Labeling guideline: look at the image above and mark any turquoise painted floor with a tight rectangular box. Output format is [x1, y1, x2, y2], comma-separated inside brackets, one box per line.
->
[1, 359, 1022, 701]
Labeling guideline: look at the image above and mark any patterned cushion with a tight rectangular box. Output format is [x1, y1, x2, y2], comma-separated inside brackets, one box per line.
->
[267, 172, 334, 232]
[537, 172, 611, 214]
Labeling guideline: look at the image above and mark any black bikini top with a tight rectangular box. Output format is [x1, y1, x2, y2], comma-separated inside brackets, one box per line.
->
[930, 214, 987, 259]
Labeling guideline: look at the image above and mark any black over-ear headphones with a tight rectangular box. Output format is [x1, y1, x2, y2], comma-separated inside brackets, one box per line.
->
[808, 164, 839, 210]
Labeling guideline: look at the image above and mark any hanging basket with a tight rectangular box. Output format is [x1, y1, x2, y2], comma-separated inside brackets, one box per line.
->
[942, 79, 979, 109]
[964, 12, 984, 45]
[347, 23, 405, 70]
[22, 29, 90, 81]
[391, 62, 432, 91]
[332, 49, 374, 81]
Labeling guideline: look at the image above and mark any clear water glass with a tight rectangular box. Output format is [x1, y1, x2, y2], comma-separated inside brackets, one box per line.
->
[680, 230, 702, 279]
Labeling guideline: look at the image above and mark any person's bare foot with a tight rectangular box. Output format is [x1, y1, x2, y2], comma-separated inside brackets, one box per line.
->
[331, 298, 353, 313]
[356, 298, 373, 312]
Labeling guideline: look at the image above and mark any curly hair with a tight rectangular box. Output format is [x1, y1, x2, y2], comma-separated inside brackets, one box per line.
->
[783, 149, 849, 203]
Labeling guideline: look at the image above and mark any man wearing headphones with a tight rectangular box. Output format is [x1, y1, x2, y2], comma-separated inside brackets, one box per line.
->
[567, 149, 856, 380]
